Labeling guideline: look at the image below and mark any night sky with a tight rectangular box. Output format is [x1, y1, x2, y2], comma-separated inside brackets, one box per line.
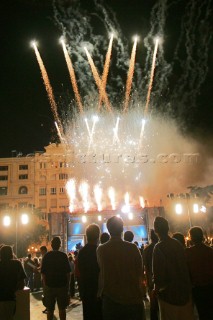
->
[1, 0, 213, 158]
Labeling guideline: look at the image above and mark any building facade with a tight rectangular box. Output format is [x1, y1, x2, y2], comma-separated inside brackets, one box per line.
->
[0, 143, 164, 252]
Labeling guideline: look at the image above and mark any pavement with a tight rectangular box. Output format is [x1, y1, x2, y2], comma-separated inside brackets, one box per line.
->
[30, 291, 151, 320]
[30, 291, 83, 320]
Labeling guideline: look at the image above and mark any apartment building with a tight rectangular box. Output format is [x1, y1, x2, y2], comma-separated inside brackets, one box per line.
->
[0, 143, 74, 250]
[0, 143, 164, 252]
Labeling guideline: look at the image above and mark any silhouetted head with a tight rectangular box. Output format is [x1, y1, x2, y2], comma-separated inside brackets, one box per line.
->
[51, 236, 61, 250]
[40, 245, 47, 256]
[100, 232, 110, 244]
[154, 216, 169, 238]
[0, 245, 13, 261]
[124, 230, 134, 242]
[107, 216, 123, 236]
[189, 226, 204, 245]
[86, 223, 100, 243]
[172, 232, 185, 247]
[150, 229, 158, 243]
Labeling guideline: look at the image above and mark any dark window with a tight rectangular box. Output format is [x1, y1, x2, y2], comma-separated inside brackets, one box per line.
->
[0, 187, 7, 195]
[50, 187, 56, 195]
[19, 186, 28, 194]
[18, 202, 28, 208]
[19, 165, 28, 170]
[19, 174, 28, 180]
[59, 173, 68, 180]
[0, 203, 9, 209]
[0, 176, 8, 181]
[39, 188, 46, 196]
[0, 166, 8, 171]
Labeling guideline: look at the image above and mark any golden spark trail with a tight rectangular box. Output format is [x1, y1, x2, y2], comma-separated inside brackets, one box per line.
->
[113, 117, 120, 144]
[124, 37, 138, 112]
[84, 47, 112, 113]
[144, 38, 159, 116]
[98, 34, 114, 111]
[61, 40, 84, 114]
[138, 118, 146, 148]
[87, 117, 97, 152]
[32, 43, 64, 139]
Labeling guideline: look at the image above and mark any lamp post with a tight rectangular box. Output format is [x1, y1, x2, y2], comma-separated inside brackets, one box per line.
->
[168, 193, 205, 230]
[2, 210, 29, 257]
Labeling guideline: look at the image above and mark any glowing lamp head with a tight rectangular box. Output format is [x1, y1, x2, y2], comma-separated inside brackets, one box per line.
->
[193, 203, 199, 214]
[98, 215, 102, 221]
[175, 204, 183, 215]
[21, 213, 29, 225]
[3, 215, 11, 227]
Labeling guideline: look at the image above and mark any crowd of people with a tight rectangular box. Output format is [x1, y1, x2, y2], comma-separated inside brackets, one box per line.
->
[0, 215, 212, 320]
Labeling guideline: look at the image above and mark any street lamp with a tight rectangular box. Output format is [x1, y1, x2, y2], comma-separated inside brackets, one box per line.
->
[193, 203, 199, 214]
[175, 204, 183, 215]
[3, 215, 11, 227]
[2, 212, 29, 257]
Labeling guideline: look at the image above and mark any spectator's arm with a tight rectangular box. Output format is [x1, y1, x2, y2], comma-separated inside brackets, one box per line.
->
[41, 273, 46, 286]
[152, 245, 166, 292]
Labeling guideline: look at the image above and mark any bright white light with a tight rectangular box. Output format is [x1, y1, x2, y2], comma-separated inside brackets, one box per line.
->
[153, 36, 162, 45]
[92, 115, 99, 122]
[21, 214, 29, 225]
[121, 205, 130, 214]
[59, 36, 65, 44]
[200, 206, 207, 213]
[82, 215, 87, 223]
[98, 215, 102, 221]
[193, 203, 199, 214]
[128, 212, 133, 220]
[116, 214, 120, 218]
[30, 40, 38, 48]
[3, 216, 11, 227]
[133, 35, 139, 42]
[175, 204, 183, 215]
